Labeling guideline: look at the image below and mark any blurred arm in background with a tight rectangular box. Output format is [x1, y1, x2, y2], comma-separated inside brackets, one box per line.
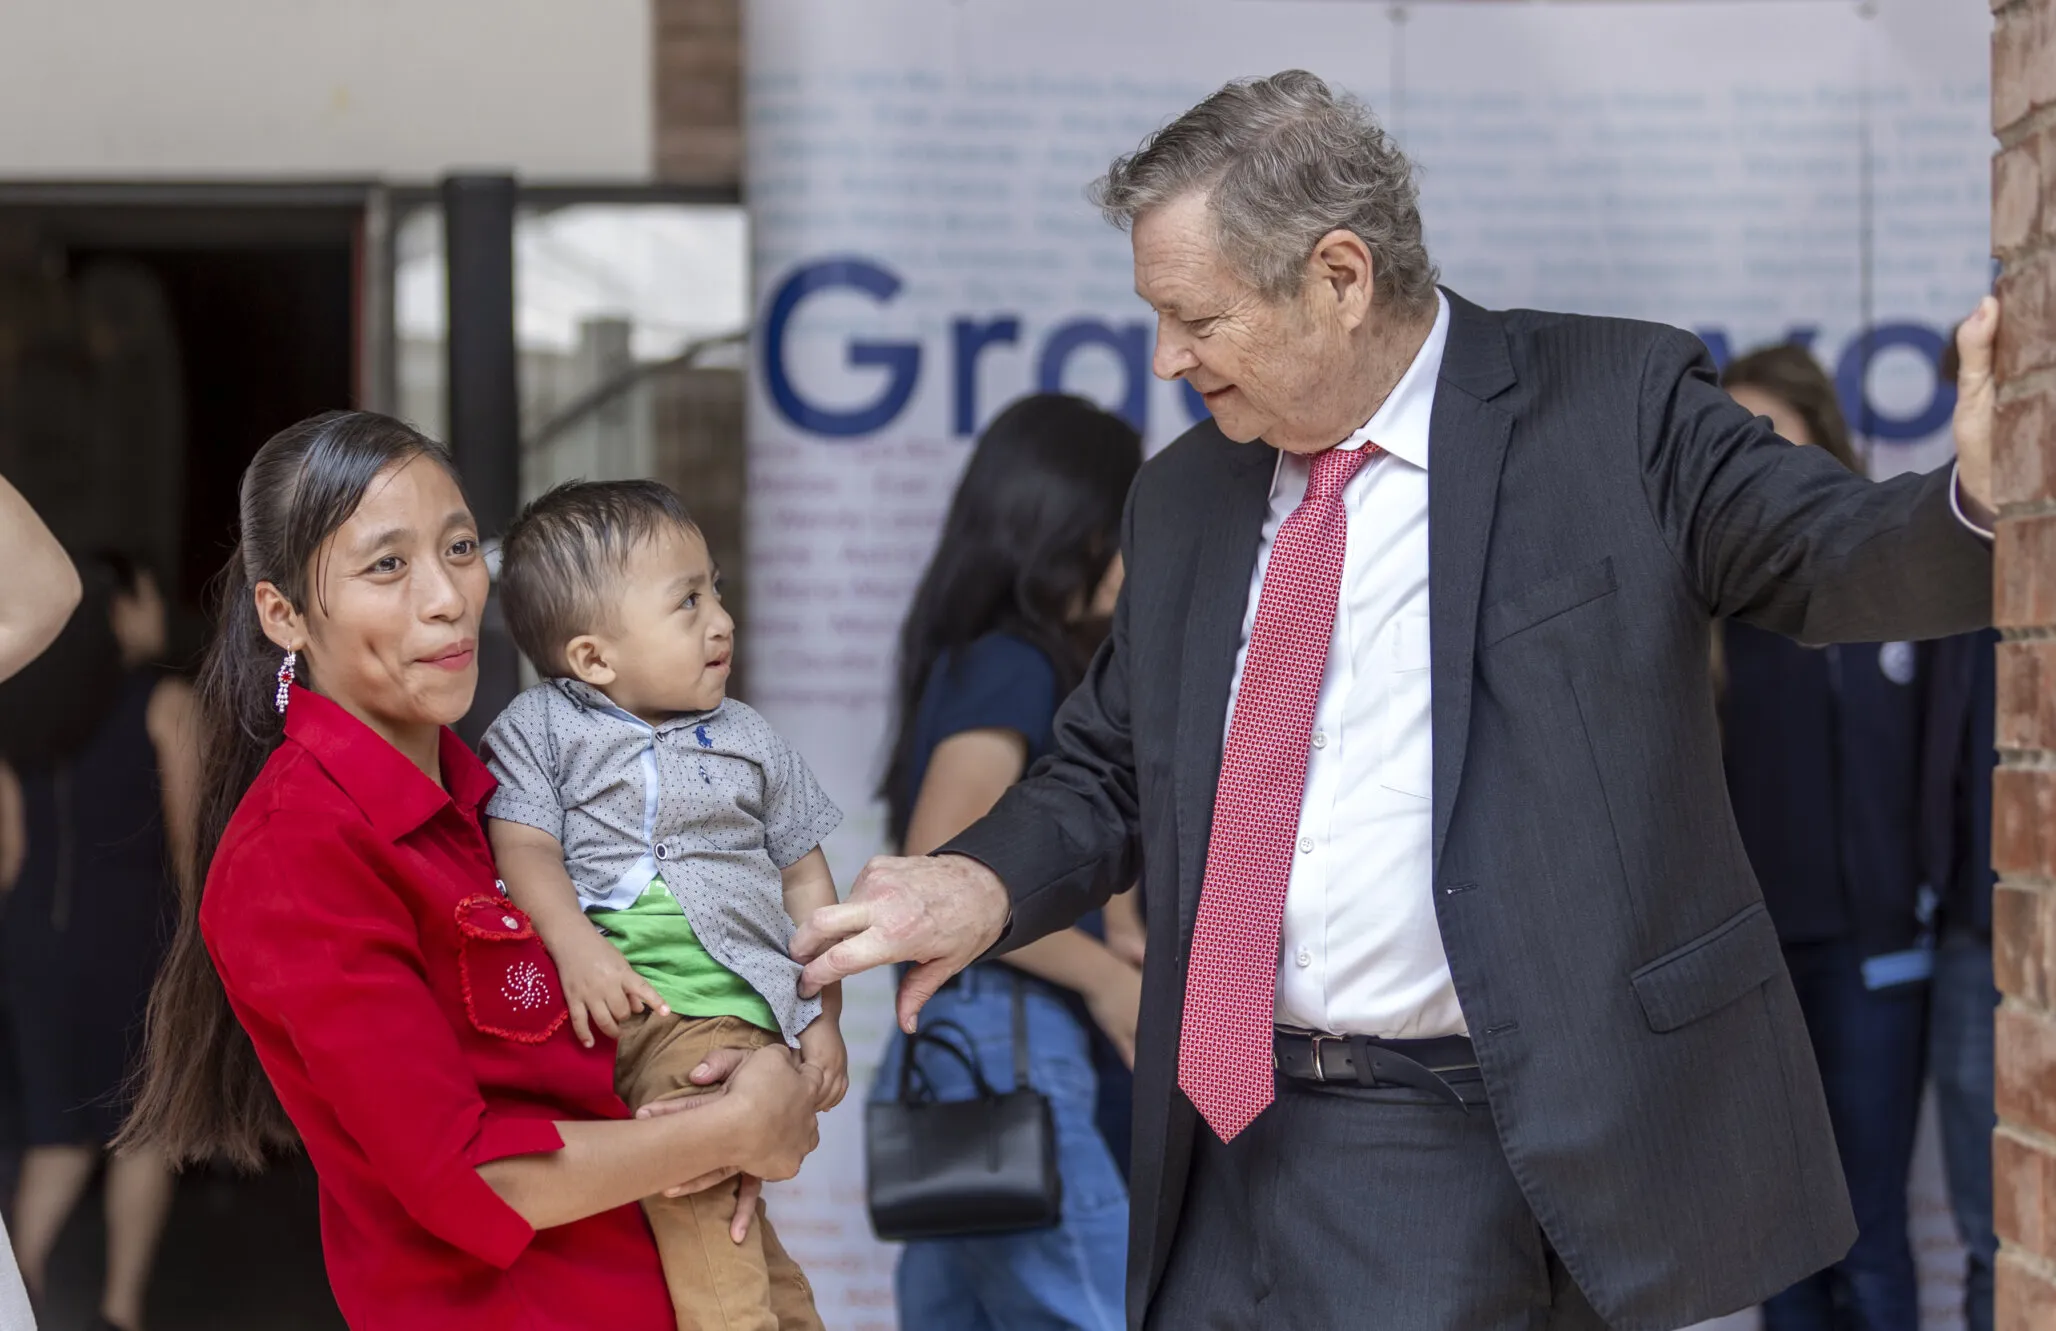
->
[0, 474, 80, 683]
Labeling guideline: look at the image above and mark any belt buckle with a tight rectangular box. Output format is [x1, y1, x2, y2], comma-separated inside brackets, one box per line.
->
[1308, 1033, 1331, 1084]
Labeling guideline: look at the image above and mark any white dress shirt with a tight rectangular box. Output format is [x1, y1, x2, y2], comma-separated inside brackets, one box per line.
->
[1223, 290, 1460, 1039]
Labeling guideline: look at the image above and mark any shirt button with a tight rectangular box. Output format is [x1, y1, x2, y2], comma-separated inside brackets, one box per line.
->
[655, 845, 669, 861]
[1311, 732, 1327, 750]
[1295, 947, 1312, 968]
[1298, 835, 1314, 854]
[502, 915, 520, 930]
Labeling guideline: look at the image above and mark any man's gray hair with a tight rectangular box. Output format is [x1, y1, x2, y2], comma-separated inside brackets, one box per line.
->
[1091, 70, 1438, 315]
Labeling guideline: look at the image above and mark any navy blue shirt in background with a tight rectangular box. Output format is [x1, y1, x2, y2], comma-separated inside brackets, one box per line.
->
[898, 633, 1059, 846]
[1722, 623, 1928, 963]
[898, 630, 1104, 941]
[1922, 627, 1999, 937]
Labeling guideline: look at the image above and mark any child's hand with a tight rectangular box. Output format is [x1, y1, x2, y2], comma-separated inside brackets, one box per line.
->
[796, 1015, 849, 1111]
[553, 926, 669, 1047]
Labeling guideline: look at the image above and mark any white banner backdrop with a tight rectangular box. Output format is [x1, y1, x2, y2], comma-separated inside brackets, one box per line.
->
[744, 3, 1992, 1326]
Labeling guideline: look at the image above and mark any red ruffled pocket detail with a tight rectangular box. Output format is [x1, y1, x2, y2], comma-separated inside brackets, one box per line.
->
[455, 894, 570, 1044]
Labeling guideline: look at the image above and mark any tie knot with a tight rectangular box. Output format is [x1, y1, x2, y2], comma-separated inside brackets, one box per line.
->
[1307, 443, 1374, 502]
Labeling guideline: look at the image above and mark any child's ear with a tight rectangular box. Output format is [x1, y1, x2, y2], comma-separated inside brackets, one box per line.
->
[563, 634, 616, 688]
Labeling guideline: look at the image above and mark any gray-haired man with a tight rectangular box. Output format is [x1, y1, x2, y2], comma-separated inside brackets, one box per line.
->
[795, 71, 2000, 1329]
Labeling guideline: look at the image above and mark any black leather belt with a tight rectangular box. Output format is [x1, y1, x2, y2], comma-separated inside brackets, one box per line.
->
[1272, 1030, 1483, 1110]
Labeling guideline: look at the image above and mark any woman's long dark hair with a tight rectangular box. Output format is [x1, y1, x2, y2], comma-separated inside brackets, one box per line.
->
[119, 411, 455, 1168]
[880, 394, 1142, 845]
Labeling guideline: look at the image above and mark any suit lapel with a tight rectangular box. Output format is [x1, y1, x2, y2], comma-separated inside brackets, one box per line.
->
[1428, 292, 1516, 874]
[1172, 438, 1276, 941]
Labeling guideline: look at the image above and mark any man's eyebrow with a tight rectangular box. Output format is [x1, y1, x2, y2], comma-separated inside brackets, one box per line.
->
[667, 568, 713, 596]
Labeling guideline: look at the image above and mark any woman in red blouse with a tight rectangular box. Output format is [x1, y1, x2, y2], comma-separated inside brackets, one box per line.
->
[119, 411, 822, 1329]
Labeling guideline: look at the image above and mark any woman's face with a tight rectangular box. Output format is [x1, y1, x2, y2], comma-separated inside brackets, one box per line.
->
[265, 456, 487, 743]
[1727, 384, 1815, 448]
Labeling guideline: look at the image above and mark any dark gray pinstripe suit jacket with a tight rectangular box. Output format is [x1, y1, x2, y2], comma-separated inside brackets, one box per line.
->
[946, 289, 1993, 1331]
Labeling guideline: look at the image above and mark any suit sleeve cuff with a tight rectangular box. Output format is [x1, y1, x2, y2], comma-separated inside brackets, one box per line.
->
[1950, 461, 1995, 541]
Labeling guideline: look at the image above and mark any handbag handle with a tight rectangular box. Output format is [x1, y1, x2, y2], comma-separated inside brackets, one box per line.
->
[1010, 970, 1030, 1092]
[897, 1019, 999, 1103]
[893, 971, 1037, 1103]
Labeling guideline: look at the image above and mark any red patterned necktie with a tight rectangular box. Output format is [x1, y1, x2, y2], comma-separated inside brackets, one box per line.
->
[1178, 442, 1376, 1142]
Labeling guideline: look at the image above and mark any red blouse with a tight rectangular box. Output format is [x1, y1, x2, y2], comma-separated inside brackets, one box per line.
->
[200, 686, 672, 1329]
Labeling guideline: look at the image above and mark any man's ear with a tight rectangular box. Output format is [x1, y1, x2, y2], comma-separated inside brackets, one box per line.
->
[564, 634, 617, 687]
[252, 581, 305, 655]
[1308, 227, 1375, 331]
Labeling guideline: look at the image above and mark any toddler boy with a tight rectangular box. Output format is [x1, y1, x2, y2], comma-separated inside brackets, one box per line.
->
[483, 479, 843, 1331]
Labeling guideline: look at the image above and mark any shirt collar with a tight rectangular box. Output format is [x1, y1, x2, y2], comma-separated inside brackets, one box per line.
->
[1336, 287, 1448, 470]
[550, 676, 724, 733]
[283, 685, 495, 841]
[1265, 289, 1450, 501]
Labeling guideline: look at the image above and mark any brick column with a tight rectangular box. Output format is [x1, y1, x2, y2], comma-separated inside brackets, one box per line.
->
[1991, 1, 2056, 1327]
[653, 0, 743, 187]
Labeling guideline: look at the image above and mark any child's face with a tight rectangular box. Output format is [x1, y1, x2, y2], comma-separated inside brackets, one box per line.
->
[570, 524, 733, 722]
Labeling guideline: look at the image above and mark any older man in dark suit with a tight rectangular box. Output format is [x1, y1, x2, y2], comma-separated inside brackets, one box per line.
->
[794, 71, 1999, 1330]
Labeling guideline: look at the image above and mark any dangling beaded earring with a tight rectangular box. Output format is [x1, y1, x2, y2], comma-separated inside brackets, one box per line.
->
[275, 649, 297, 715]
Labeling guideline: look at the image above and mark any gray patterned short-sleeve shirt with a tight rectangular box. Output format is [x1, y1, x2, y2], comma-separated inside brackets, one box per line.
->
[481, 678, 842, 1042]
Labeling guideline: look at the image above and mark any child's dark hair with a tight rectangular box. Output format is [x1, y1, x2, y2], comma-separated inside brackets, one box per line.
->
[500, 479, 702, 677]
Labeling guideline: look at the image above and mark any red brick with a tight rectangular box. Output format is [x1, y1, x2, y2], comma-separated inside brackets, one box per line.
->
[1997, 1003, 2056, 1137]
[1995, 0, 2056, 131]
[1994, 113, 2056, 258]
[1998, 1249, 2056, 1331]
[655, 0, 738, 38]
[1994, 769, 2056, 879]
[1998, 885, 2054, 1006]
[652, 0, 742, 186]
[1999, 641, 2056, 749]
[1996, 248, 2056, 382]
[1994, 375, 2056, 509]
[1997, 1129, 2056, 1263]
[1997, 514, 2056, 627]
[656, 133, 743, 187]
[658, 36, 741, 80]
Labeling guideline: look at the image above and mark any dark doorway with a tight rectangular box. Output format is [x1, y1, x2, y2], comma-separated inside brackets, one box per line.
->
[0, 195, 359, 1330]
[1, 200, 360, 649]
[81, 244, 357, 613]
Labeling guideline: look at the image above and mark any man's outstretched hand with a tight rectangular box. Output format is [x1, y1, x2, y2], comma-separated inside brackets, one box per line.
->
[791, 855, 1011, 1034]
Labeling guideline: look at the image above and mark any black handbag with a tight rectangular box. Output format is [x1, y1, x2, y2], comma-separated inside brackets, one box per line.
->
[865, 972, 1063, 1241]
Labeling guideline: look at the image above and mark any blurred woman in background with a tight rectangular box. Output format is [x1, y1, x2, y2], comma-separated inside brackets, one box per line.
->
[873, 393, 1144, 1331]
[0, 550, 191, 1331]
[1719, 346, 1928, 1331]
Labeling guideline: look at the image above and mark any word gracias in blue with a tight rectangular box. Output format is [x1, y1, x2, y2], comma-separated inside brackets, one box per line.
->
[764, 258, 1957, 444]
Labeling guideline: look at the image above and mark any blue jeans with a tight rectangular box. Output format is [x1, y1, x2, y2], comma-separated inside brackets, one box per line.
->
[1763, 939, 1925, 1331]
[872, 966, 1129, 1331]
[1929, 927, 1998, 1331]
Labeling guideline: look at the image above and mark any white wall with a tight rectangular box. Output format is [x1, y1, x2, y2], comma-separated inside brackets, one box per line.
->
[0, 0, 651, 179]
